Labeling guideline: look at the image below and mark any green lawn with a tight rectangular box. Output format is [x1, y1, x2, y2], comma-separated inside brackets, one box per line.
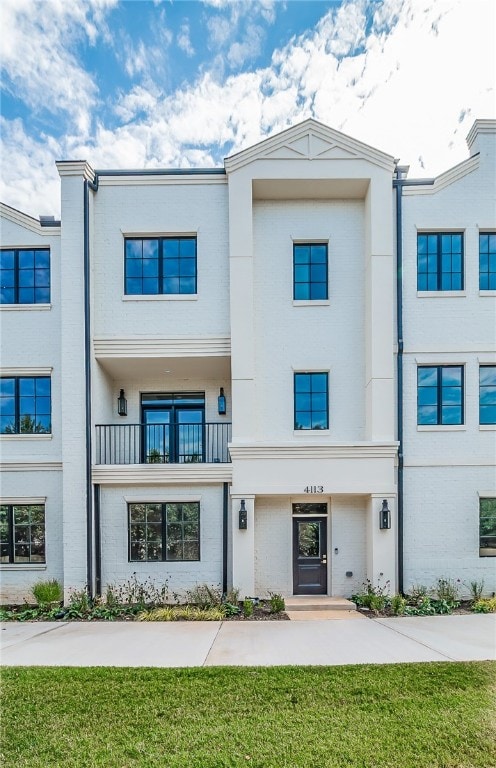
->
[1, 663, 495, 768]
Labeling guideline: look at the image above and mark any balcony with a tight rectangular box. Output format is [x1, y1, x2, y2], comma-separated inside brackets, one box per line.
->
[95, 422, 231, 465]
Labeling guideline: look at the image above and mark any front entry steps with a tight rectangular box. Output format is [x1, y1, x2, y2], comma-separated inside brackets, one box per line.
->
[284, 596, 365, 621]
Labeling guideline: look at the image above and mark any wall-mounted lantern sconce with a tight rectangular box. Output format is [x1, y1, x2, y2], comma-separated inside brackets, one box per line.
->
[379, 499, 391, 530]
[218, 387, 226, 415]
[117, 389, 127, 417]
[238, 499, 247, 530]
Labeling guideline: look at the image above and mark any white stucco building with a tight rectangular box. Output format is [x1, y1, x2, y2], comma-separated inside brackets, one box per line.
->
[1, 119, 495, 604]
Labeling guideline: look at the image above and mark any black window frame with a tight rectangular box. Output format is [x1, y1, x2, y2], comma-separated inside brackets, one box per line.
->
[0, 503, 46, 564]
[479, 365, 496, 425]
[417, 365, 464, 426]
[128, 502, 200, 562]
[124, 236, 197, 296]
[479, 232, 496, 291]
[0, 376, 52, 434]
[294, 372, 329, 430]
[293, 242, 328, 301]
[0, 248, 51, 305]
[479, 498, 496, 557]
[417, 233, 464, 291]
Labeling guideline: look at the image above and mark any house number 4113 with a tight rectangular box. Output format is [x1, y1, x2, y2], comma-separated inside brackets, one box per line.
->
[304, 486, 324, 494]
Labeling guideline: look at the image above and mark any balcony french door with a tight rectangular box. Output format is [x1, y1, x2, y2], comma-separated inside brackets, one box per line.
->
[141, 393, 205, 464]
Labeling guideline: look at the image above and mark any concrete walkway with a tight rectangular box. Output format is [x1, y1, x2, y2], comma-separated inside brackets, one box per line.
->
[1, 614, 494, 667]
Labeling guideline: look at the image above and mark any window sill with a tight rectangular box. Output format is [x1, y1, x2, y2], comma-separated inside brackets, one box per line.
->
[0, 304, 51, 311]
[0, 434, 52, 440]
[0, 564, 47, 571]
[416, 291, 466, 298]
[122, 294, 198, 302]
[479, 424, 496, 431]
[292, 300, 330, 307]
[479, 290, 496, 297]
[417, 425, 466, 431]
[293, 429, 330, 436]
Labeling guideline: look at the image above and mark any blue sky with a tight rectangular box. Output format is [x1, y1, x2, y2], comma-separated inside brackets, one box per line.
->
[1, 0, 495, 217]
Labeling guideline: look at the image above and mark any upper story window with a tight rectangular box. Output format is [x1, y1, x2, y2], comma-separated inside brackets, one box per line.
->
[479, 233, 496, 290]
[294, 372, 329, 430]
[480, 366, 496, 425]
[480, 498, 496, 557]
[417, 366, 463, 425]
[0, 504, 46, 564]
[125, 237, 197, 295]
[417, 233, 463, 291]
[0, 249, 50, 304]
[293, 243, 328, 300]
[0, 377, 51, 434]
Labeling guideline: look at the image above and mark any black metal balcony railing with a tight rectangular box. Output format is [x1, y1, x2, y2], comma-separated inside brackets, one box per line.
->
[95, 422, 231, 465]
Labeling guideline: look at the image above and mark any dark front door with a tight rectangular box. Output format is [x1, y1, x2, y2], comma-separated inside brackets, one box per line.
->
[293, 517, 327, 595]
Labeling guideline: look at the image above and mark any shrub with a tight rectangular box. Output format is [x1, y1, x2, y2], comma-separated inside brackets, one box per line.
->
[391, 594, 407, 615]
[138, 606, 224, 621]
[186, 583, 223, 609]
[466, 579, 485, 602]
[352, 579, 390, 611]
[222, 602, 241, 617]
[242, 599, 254, 618]
[106, 574, 172, 609]
[32, 579, 63, 606]
[472, 597, 496, 614]
[268, 593, 285, 614]
[436, 577, 460, 605]
[404, 597, 436, 616]
[223, 587, 240, 605]
[407, 584, 428, 606]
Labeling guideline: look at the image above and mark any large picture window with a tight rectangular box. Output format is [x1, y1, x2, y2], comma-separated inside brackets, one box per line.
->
[129, 502, 200, 562]
[417, 233, 463, 291]
[0, 377, 51, 434]
[294, 372, 329, 430]
[417, 366, 463, 425]
[125, 237, 197, 295]
[0, 248, 50, 304]
[293, 243, 328, 300]
[480, 498, 496, 557]
[0, 504, 46, 563]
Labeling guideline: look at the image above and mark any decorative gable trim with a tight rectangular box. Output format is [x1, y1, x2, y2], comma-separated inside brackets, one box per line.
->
[225, 119, 395, 173]
[0, 203, 60, 236]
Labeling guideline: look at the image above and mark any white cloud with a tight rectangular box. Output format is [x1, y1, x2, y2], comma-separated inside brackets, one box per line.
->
[177, 23, 195, 57]
[0, 0, 117, 135]
[1, 0, 495, 218]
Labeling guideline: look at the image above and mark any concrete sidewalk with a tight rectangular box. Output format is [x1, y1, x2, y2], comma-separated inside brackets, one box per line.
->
[1, 614, 494, 667]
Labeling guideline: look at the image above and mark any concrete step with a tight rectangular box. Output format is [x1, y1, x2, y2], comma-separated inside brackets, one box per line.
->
[284, 596, 357, 612]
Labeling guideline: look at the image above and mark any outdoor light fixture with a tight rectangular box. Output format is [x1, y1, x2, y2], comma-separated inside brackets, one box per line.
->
[218, 387, 226, 415]
[379, 499, 391, 530]
[238, 499, 247, 530]
[117, 389, 127, 417]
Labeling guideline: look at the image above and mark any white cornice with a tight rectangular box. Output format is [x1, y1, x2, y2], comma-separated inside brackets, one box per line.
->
[403, 155, 479, 196]
[98, 175, 227, 187]
[0, 203, 60, 236]
[466, 119, 496, 149]
[225, 119, 396, 173]
[56, 160, 95, 182]
[93, 336, 231, 358]
[228, 442, 399, 460]
[92, 463, 232, 485]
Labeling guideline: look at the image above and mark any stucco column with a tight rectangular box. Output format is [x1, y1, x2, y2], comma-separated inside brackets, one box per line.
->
[231, 494, 255, 598]
[365, 493, 397, 594]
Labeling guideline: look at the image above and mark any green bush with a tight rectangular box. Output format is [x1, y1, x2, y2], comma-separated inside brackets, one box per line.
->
[467, 579, 485, 602]
[268, 593, 285, 614]
[436, 577, 460, 605]
[186, 583, 223, 608]
[391, 594, 407, 615]
[222, 602, 241, 617]
[472, 597, 496, 614]
[404, 597, 436, 616]
[32, 579, 63, 606]
[242, 599, 254, 618]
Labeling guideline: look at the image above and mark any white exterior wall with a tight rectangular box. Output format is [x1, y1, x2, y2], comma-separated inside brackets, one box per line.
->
[99, 484, 224, 598]
[402, 121, 496, 593]
[252, 200, 365, 441]
[92, 180, 230, 338]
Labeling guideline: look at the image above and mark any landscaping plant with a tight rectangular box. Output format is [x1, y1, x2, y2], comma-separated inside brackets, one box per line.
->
[32, 579, 63, 607]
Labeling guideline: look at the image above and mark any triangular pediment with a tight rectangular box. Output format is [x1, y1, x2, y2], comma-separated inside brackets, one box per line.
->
[225, 119, 395, 172]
